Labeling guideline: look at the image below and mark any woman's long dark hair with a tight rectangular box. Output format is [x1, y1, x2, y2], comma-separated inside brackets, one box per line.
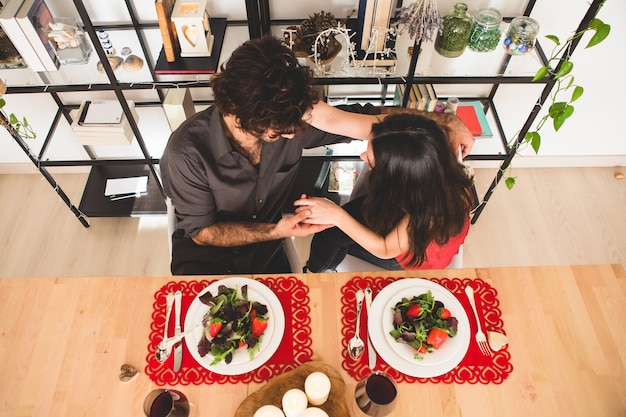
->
[362, 114, 474, 267]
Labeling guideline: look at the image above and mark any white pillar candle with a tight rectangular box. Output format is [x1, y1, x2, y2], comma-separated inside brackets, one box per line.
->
[304, 372, 331, 406]
[253, 405, 285, 417]
[281, 388, 308, 417]
[300, 407, 329, 417]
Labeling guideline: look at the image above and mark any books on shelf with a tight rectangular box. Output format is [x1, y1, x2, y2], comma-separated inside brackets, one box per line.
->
[410, 84, 426, 110]
[424, 84, 438, 112]
[71, 100, 139, 145]
[395, 83, 438, 111]
[0, 0, 45, 71]
[14, 0, 59, 71]
[356, 0, 393, 51]
[155, 0, 179, 62]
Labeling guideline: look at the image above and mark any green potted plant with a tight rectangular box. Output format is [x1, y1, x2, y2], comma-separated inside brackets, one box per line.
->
[504, 14, 610, 189]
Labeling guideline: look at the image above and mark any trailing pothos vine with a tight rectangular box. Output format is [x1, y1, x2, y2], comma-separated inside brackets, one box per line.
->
[0, 79, 36, 139]
[504, 13, 610, 190]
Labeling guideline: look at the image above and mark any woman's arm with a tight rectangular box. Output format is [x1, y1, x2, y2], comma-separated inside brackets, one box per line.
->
[293, 195, 410, 259]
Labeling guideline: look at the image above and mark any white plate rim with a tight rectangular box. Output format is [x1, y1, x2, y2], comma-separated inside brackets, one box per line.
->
[183, 277, 285, 375]
[368, 278, 470, 377]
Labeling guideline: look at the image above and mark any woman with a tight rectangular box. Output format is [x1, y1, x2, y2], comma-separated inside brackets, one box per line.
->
[295, 113, 474, 271]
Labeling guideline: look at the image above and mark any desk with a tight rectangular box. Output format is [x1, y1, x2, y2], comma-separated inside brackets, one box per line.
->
[0, 265, 624, 416]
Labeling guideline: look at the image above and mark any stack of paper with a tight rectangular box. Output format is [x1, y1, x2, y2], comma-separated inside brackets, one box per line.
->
[104, 176, 148, 200]
[71, 100, 139, 145]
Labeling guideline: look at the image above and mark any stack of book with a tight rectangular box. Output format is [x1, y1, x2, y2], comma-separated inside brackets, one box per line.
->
[71, 100, 139, 146]
[455, 101, 493, 138]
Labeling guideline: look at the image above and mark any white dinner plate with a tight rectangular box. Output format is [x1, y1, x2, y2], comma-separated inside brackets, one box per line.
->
[368, 278, 470, 377]
[184, 277, 285, 375]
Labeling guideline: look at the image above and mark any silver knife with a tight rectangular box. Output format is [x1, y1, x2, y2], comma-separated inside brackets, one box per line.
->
[364, 287, 377, 369]
[173, 290, 182, 371]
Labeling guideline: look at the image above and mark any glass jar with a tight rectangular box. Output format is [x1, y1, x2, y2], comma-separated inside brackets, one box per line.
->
[468, 8, 502, 52]
[48, 18, 92, 65]
[503, 16, 540, 56]
[434, 3, 472, 58]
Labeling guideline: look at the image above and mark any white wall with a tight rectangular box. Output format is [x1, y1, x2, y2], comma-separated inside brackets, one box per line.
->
[0, 0, 624, 170]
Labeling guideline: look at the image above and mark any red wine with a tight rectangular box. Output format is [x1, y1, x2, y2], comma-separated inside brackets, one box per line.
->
[365, 374, 397, 405]
[150, 392, 173, 417]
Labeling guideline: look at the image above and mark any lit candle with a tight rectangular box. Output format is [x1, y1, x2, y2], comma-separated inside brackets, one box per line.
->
[253, 405, 285, 417]
[281, 388, 308, 417]
[304, 372, 331, 406]
[300, 407, 329, 417]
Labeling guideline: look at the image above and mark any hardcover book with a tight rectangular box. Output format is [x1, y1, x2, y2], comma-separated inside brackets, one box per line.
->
[14, 0, 59, 71]
[0, 0, 45, 71]
[457, 101, 493, 138]
[155, 0, 179, 62]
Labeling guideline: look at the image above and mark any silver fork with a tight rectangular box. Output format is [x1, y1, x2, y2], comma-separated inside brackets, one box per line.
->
[464, 285, 492, 356]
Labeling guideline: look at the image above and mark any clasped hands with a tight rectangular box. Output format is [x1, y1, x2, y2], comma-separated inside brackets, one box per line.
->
[275, 194, 338, 238]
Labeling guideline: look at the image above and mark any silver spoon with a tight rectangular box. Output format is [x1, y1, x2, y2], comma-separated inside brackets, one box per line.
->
[348, 289, 365, 360]
[155, 324, 201, 362]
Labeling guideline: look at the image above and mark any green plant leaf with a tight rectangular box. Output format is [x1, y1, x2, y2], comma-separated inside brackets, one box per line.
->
[553, 105, 574, 131]
[555, 61, 574, 79]
[9, 113, 18, 124]
[525, 131, 541, 154]
[0, 98, 5, 108]
[505, 177, 516, 190]
[544, 34, 560, 45]
[586, 19, 610, 48]
[532, 66, 549, 82]
[549, 102, 567, 117]
[570, 86, 584, 102]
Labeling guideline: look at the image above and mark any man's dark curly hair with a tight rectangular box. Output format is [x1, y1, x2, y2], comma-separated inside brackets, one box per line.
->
[209, 36, 320, 137]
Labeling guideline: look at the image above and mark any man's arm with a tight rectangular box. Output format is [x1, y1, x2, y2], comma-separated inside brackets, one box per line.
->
[191, 211, 331, 246]
[306, 101, 475, 157]
[305, 101, 383, 140]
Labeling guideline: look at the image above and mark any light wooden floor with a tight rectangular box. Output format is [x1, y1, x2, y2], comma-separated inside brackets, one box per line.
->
[0, 167, 624, 278]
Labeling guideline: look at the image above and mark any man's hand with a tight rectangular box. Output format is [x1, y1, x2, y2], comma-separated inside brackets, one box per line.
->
[275, 211, 333, 237]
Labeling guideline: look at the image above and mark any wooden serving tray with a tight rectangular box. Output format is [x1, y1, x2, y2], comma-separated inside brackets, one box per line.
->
[234, 361, 349, 417]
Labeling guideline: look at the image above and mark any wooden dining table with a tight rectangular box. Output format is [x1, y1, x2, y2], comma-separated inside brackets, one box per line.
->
[0, 264, 624, 417]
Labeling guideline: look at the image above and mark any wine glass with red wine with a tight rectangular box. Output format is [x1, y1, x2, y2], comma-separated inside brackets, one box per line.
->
[143, 389, 190, 417]
[354, 372, 398, 417]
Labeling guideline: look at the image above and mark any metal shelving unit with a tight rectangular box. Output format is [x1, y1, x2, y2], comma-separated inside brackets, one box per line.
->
[2, 0, 604, 227]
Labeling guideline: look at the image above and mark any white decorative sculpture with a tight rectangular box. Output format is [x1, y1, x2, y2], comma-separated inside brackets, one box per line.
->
[171, 0, 214, 57]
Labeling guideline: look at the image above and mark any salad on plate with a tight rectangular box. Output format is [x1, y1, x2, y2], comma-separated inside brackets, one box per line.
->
[196, 284, 269, 365]
[389, 290, 459, 360]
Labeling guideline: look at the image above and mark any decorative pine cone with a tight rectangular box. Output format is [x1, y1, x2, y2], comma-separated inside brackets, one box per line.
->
[299, 11, 338, 55]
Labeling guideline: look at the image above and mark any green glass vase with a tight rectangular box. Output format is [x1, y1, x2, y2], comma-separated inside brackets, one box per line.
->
[435, 3, 472, 58]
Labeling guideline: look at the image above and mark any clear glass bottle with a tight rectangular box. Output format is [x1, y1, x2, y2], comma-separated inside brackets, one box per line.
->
[434, 3, 472, 58]
[503, 16, 540, 56]
[468, 8, 502, 52]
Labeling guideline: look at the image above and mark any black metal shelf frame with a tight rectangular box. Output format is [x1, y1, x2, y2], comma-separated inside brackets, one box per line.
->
[2, 0, 604, 227]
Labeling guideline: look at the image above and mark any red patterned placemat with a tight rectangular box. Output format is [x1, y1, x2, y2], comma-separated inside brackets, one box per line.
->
[145, 276, 313, 385]
[341, 276, 512, 384]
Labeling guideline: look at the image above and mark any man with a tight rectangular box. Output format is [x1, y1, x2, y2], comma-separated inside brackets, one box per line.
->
[160, 36, 473, 275]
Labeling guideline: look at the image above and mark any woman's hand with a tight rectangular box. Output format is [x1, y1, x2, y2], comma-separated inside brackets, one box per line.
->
[293, 194, 346, 225]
